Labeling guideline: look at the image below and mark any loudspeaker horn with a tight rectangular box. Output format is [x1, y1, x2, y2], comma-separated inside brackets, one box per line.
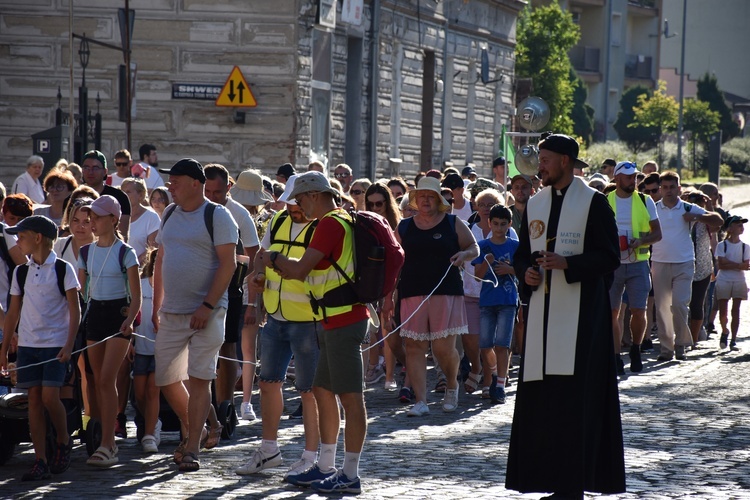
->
[515, 144, 540, 176]
[517, 96, 550, 132]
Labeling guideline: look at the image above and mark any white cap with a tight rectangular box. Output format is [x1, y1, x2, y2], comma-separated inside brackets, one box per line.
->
[277, 174, 299, 205]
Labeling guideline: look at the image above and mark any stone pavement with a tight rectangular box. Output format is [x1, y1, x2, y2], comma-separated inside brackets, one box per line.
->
[1, 199, 749, 500]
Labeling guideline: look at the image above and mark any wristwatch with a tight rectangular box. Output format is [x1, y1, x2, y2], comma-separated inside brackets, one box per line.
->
[269, 251, 280, 271]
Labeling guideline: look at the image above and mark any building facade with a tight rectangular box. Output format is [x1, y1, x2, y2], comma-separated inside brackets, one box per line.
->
[0, 0, 524, 187]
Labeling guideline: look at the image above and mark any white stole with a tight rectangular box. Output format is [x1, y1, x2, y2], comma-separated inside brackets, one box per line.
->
[523, 177, 595, 382]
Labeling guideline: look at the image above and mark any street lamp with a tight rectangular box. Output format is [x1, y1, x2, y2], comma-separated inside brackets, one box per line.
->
[676, 0, 687, 175]
[78, 35, 90, 156]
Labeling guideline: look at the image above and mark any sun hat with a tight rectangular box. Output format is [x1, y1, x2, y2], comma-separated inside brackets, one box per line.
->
[286, 171, 339, 200]
[229, 170, 274, 206]
[408, 176, 450, 208]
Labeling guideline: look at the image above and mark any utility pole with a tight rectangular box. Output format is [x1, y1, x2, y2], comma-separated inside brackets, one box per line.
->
[676, 0, 687, 176]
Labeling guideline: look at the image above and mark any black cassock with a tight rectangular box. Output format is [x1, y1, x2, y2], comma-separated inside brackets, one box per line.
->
[506, 185, 626, 495]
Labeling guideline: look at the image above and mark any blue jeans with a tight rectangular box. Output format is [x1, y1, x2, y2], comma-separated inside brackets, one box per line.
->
[479, 305, 516, 349]
[259, 316, 320, 392]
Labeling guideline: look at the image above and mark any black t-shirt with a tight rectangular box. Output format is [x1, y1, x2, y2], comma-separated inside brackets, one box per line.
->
[102, 185, 132, 216]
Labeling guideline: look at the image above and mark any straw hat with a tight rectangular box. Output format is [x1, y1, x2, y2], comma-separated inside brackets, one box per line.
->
[408, 176, 450, 208]
[229, 170, 274, 206]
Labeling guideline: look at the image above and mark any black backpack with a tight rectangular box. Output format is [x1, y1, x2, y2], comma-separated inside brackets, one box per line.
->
[15, 259, 69, 297]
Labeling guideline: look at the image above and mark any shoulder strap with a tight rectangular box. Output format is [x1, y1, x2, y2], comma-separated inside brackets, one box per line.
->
[203, 202, 217, 243]
[62, 236, 73, 257]
[162, 204, 178, 226]
[118, 243, 128, 275]
[301, 219, 319, 247]
[0, 223, 11, 267]
[80, 244, 90, 273]
[54, 258, 67, 297]
[447, 213, 457, 232]
[16, 265, 29, 297]
[724, 240, 727, 254]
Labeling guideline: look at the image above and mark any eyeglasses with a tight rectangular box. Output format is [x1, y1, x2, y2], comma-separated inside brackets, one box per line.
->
[476, 203, 495, 209]
[294, 192, 314, 205]
[48, 183, 69, 192]
[114, 162, 129, 167]
[334, 172, 350, 179]
[350, 189, 364, 196]
[366, 200, 385, 209]
[643, 188, 659, 194]
[82, 165, 103, 172]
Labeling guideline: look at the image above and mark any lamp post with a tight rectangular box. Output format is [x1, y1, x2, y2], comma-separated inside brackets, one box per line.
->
[78, 35, 90, 157]
[676, 0, 687, 175]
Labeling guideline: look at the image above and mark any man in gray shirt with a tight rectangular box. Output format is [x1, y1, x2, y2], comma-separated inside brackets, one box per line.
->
[152, 158, 238, 472]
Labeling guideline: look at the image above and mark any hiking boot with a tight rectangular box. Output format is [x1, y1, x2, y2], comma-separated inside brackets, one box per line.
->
[629, 344, 643, 373]
[311, 470, 361, 494]
[22, 459, 51, 481]
[235, 448, 283, 475]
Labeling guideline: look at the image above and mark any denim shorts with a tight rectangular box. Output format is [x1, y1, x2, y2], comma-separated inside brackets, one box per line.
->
[609, 261, 651, 310]
[479, 305, 516, 349]
[132, 353, 156, 376]
[16, 346, 70, 388]
[259, 316, 320, 392]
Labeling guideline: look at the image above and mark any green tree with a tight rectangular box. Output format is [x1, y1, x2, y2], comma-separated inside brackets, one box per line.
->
[683, 98, 720, 147]
[516, 2, 580, 133]
[570, 69, 594, 145]
[613, 85, 658, 153]
[630, 80, 678, 165]
[696, 73, 740, 143]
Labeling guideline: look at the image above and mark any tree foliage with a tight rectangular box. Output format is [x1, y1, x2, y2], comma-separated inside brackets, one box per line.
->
[696, 73, 740, 143]
[516, 1, 580, 134]
[631, 80, 678, 139]
[570, 70, 594, 145]
[683, 98, 720, 147]
[613, 85, 658, 153]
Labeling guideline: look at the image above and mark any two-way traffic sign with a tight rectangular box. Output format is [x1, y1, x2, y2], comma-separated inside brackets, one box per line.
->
[215, 66, 257, 107]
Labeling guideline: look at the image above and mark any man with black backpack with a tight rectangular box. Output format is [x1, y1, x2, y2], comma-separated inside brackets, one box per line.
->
[257, 171, 368, 495]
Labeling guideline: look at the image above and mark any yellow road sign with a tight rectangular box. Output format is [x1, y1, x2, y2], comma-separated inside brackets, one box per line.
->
[215, 66, 257, 107]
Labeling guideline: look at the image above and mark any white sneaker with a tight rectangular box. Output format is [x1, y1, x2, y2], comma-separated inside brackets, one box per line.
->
[442, 388, 459, 412]
[154, 419, 162, 446]
[241, 402, 256, 421]
[284, 457, 315, 480]
[407, 400, 429, 417]
[384, 379, 398, 391]
[141, 434, 158, 453]
[235, 448, 283, 475]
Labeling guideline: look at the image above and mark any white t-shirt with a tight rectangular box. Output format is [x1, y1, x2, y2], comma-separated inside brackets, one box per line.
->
[451, 196, 474, 222]
[142, 164, 165, 191]
[109, 173, 128, 188]
[224, 197, 260, 249]
[12, 251, 79, 348]
[613, 193, 658, 263]
[651, 200, 706, 264]
[78, 240, 139, 301]
[53, 235, 78, 270]
[716, 239, 749, 283]
[12, 171, 45, 204]
[129, 208, 161, 258]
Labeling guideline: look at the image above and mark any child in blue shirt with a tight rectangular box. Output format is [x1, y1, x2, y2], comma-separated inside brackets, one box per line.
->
[471, 204, 519, 404]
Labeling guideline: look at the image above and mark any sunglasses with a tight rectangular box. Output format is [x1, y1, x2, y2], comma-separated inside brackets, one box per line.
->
[366, 200, 385, 209]
[334, 172, 350, 178]
[643, 188, 659, 194]
[71, 197, 94, 207]
[114, 162, 130, 167]
[350, 189, 364, 196]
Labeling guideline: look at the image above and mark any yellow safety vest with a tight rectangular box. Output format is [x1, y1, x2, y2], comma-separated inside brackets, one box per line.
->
[305, 209, 356, 320]
[607, 191, 651, 261]
[263, 210, 321, 322]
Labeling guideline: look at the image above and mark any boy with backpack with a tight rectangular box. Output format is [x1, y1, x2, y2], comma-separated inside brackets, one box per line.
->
[471, 204, 519, 405]
[715, 215, 750, 350]
[0, 215, 81, 480]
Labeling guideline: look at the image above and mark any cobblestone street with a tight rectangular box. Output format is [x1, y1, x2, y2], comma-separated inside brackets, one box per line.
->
[2, 197, 749, 499]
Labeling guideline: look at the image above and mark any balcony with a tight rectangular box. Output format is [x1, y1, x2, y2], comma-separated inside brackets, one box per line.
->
[625, 54, 653, 79]
[570, 45, 600, 73]
[628, 0, 657, 7]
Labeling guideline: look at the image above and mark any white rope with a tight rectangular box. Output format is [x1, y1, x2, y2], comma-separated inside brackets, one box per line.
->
[2, 332, 124, 374]
[129, 332, 258, 366]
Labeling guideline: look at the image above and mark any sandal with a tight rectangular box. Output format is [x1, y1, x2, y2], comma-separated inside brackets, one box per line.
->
[199, 426, 209, 449]
[481, 386, 491, 399]
[434, 377, 447, 393]
[178, 452, 200, 472]
[87, 445, 118, 468]
[204, 425, 222, 450]
[464, 372, 482, 394]
[173, 437, 188, 464]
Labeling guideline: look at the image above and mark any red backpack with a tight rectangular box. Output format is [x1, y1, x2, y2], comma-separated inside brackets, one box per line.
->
[321, 209, 405, 307]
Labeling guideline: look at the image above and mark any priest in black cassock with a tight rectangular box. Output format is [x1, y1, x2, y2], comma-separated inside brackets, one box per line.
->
[506, 134, 625, 499]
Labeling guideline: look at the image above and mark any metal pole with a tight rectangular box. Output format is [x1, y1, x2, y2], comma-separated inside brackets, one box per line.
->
[125, 0, 132, 152]
[676, 0, 687, 175]
[68, 1, 74, 160]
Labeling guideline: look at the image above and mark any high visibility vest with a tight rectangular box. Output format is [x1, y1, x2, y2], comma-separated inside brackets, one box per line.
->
[607, 191, 651, 261]
[305, 209, 356, 319]
[263, 210, 321, 322]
